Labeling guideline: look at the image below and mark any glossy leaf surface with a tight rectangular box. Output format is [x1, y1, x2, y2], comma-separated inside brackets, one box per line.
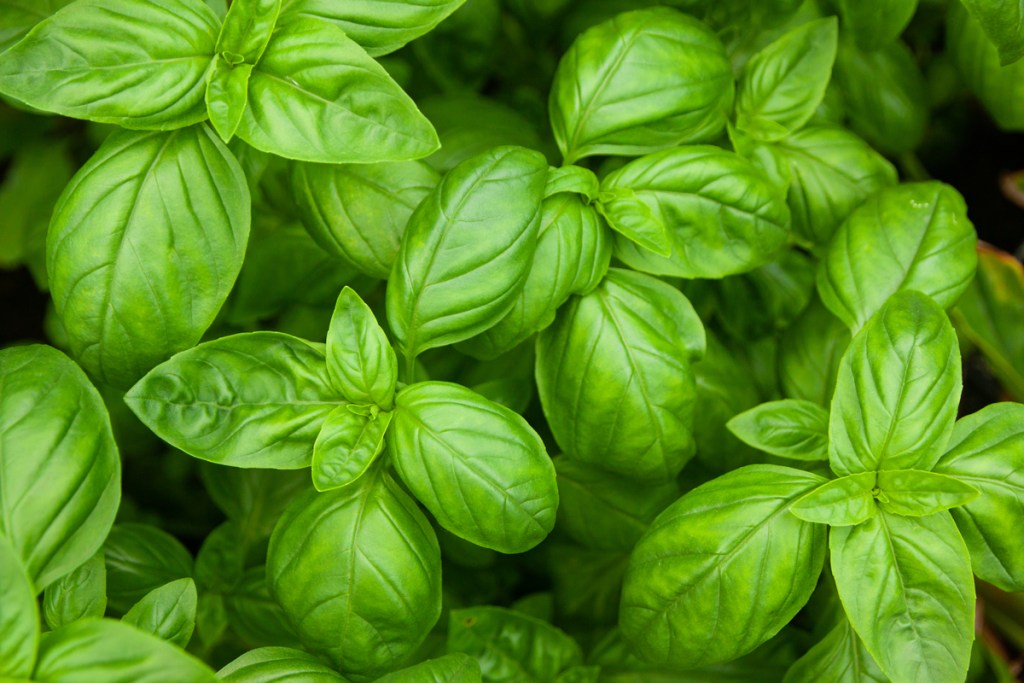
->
[122, 578, 198, 648]
[727, 399, 829, 461]
[311, 407, 391, 492]
[326, 287, 397, 408]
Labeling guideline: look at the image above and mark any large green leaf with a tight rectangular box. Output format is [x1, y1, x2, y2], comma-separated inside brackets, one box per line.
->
[291, 160, 439, 279]
[47, 126, 250, 389]
[536, 268, 705, 480]
[959, 0, 1024, 65]
[122, 578, 198, 648]
[828, 291, 961, 476]
[126, 333, 342, 469]
[831, 511, 974, 683]
[279, 0, 467, 56]
[33, 619, 217, 682]
[326, 287, 397, 408]
[817, 182, 976, 332]
[949, 3, 1024, 130]
[218, 647, 348, 682]
[935, 403, 1024, 591]
[267, 472, 441, 678]
[0, 345, 120, 591]
[782, 617, 887, 683]
[43, 551, 107, 631]
[735, 17, 838, 141]
[620, 465, 827, 668]
[238, 16, 438, 163]
[0, 535, 37, 678]
[549, 7, 733, 163]
[600, 146, 790, 278]
[0, 0, 218, 128]
[389, 382, 558, 554]
[103, 524, 194, 614]
[386, 146, 547, 361]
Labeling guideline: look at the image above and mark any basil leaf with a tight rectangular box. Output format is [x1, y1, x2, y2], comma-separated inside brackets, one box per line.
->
[782, 618, 887, 683]
[831, 511, 974, 683]
[789, 472, 877, 527]
[835, 0, 919, 52]
[735, 17, 838, 141]
[620, 465, 827, 668]
[829, 291, 961, 476]
[326, 287, 397, 408]
[218, 647, 348, 682]
[126, 332, 343, 469]
[447, 606, 583, 681]
[874, 470, 979, 517]
[596, 187, 671, 257]
[935, 403, 1024, 591]
[601, 146, 790, 278]
[545, 165, 600, 201]
[43, 551, 107, 631]
[194, 522, 244, 593]
[0, 0, 218, 129]
[779, 297, 851, 405]
[222, 568, 301, 649]
[549, 7, 733, 163]
[554, 457, 680, 552]
[817, 182, 977, 332]
[959, 0, 1024, 66]
[121, 578, 197, 648]
[0, 345, 120, 591]
[389, 382, 558, 554]
[238, 16, 438, 163]
[376, 653, 481, 683]
[949, 4, 1024, 130]
[772, 126, 897, 248]
[727, 399, 830, 461]
[48, 125, 250, 389]
[103, 524, 194, 614]
[34, 619, 217, 682]
[279, 0, 467, 56]
[267, 473, 441, 677]
[205, 59, 251, 143]
[386, 146, 547, 361]
[291, 160, 439, 279]
[215, 0, 280, 65]
[0, 0, 74, 53]
[312, 407, 391, 492]
[537, 269, 704, 480]
[461, 194, 611, 360]
[0, 535, 37, 678]
[951, 245, 1024, 401]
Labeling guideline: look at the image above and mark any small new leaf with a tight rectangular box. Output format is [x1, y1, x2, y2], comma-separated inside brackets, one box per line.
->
[727, 399, 829, 461]
[312, 407, 391, 492]
[790, 472, 877, 526]
[875, 470, 979, 517]
[327, 287, 397, 409]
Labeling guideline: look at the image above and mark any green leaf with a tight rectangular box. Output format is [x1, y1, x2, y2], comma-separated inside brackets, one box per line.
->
[199, 465, 310, 539]
[215, 0, 280, 65]
[600, 146, 790, 279]
[0, 0, 74, 53]
[817, 182, 977, 332]
[194, 522, 244, 593]
[447, 607, 583, 681]
[875, 470, 979, 517]
[222, 568, 301, 649]
[122, 578, 197, 648]
[828, 291, 961, 476]
[459, 194, 610, 360]
[0, 0, 218, 128]
[237, 16, 438, 163]
[279, 0, 467, 56]
[375, 653, 482, 683]
[620, 465, 828, 668]
[554, 457, 680, 552]
[389, 382, 558, 554]
[0, 345, 120, 591]
[291, 160, 439, 279]
[789, 472, 878, 527]
[951, 245, 1024, 401]
[959, 0, 1024, 65]
[779, 297, 851, 405]
[735, 17, 838, 141]
[218, 647, 348, 682]
[782, 617, 887, 683]
[836, 0, 919, 52]
[103, 524, 194, 614]
[327, 287, 397, 408]
[545, 165, 600, 201]
[949, 3, 1024, 130]
[312, 407, 391, 492]
[0, 535, 37, 678]
[33, 619, 217, 682]
[830, 511, 974, 683]
[267, 472, 441, 677]
[934, 403, 1024, 591]
[43, 551, 107, 631]
[386, 146, 548, 360]
[770, 125, 897, 247]
[205, 59, 252, 143]
[47, 126, 250, 389]
[126, 332, 343, 469]
[727, 399, 830, 461]
[596, 188, 672, 257]
[536, 268, 705, 480]
[549, 7, 733, 163]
